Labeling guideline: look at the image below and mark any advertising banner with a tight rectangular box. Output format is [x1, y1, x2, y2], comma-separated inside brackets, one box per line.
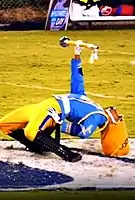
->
[45, 0, 72, 31]
[69, 0, 135, 21]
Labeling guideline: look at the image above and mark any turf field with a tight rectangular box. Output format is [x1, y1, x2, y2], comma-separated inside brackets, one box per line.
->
[1, 190, 135, 200]
[0, 30, 135, 139]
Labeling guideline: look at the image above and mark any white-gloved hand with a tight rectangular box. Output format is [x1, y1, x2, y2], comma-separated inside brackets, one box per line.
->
[74, 40, 83, 55]
[93, 53, 98, 60]
[93, 49, 99, 60]
[89, 53, 95, 64]
[47, 107, 63, 124]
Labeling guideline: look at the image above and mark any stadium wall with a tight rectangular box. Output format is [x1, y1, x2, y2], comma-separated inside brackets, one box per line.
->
[0, 0, 135, 30]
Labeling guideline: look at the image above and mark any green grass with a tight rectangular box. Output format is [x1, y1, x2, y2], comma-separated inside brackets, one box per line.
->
[0, 190, 135, 200]
[0, 30, 135, 139]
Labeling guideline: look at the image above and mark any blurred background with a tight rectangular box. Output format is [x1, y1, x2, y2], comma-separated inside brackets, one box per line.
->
[0, 0, 135, 30]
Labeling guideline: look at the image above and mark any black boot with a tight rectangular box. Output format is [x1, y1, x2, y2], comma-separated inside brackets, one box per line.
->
[33, 131, 82, 162]
[54, 124, 61, 144]
[9, 129, 42, 154]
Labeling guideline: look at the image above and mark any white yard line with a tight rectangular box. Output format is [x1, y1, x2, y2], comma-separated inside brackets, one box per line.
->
[0, 81, 132, 100]
[100, 49, 135, 56]
[0, 81, 68, 92]
[0, 49, 134, 101]
[50, 45, 135, 56]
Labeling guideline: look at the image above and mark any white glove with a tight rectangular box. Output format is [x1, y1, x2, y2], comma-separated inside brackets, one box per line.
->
[93, 53, 98, 60]
[93, 49, 98, 60]
[89, 49, 99, 64]
[47, 107, 63, 124]
[89, 53, 94, 64]
[74, 40, 83, 55]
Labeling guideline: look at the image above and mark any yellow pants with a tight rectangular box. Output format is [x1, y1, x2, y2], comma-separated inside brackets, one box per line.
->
[0, 97, 61, 141]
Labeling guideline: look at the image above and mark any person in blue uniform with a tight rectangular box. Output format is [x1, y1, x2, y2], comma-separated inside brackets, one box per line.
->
[58, 37, 109, 139]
